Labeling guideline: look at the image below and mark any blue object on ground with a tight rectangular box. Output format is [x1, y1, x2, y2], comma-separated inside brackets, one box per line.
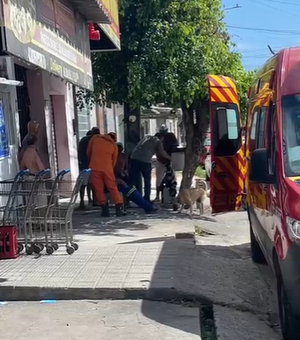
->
[40, 300, 57, 304]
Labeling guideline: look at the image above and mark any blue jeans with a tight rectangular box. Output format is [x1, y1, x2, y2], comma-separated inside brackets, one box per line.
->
[130, 159, 152, 202]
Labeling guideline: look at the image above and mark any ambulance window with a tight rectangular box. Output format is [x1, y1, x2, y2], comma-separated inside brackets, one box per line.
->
[216, 108, 238, 140]
[282, 94, 300, 176]
[214, 105, 241, 156]
[257, 108, 266, 148]
[250, 112, 258, 140]
[227, 109, 239, 139]
[217, 109, 228, 140]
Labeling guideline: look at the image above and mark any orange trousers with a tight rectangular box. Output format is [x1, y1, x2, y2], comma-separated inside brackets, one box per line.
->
[90, 170, 123, 205]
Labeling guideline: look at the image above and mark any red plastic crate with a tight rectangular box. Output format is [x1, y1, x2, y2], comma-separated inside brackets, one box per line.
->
[0, 226, 18, 259]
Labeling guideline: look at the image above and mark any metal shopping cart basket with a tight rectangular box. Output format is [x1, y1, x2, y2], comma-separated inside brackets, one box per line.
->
[8, 169, 52, 254]
[31, 169, 91, 255]
[0, 169, 30, 258]
[22, 169, 71, 255]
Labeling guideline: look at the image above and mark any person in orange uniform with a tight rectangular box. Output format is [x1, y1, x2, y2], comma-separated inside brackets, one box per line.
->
[87, 132, 125, 217]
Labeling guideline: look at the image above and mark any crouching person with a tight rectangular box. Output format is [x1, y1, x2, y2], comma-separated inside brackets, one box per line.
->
[87, 133, 125, 217]
[116, 178, 156, 214]
[114, 143, 156, 214]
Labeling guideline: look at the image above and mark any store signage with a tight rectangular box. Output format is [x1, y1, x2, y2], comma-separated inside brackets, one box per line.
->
[99, 0, 120, 50]
[1, 0, 93, 90]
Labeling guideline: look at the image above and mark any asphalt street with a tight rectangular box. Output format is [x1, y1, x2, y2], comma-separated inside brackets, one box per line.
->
[0, 300, 201, 340]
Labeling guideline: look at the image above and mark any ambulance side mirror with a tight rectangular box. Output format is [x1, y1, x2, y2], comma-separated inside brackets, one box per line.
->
[249, 148, 274, 184]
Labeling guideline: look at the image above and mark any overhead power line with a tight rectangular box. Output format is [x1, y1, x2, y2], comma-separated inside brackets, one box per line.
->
[252, 0, 300, 17]
[227, 25, 300, 35]
[262, 0, 300, 6]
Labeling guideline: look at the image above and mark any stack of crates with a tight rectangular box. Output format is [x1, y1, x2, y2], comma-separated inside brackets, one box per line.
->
[0, 226, 18, 259]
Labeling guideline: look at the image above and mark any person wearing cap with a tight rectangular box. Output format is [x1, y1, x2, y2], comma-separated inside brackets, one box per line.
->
[154, 124, 178, 202]
[87, 131, 125, 217]
[77, 127, 100, 209]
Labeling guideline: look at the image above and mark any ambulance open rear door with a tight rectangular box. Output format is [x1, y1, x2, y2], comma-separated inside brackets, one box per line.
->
[207, 75, 245, 214]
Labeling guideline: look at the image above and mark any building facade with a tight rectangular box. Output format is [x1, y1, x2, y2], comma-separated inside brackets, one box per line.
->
[0, 0, 118, 180]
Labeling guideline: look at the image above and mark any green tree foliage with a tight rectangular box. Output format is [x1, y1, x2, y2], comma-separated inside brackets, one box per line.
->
[83, 0, 254, 188]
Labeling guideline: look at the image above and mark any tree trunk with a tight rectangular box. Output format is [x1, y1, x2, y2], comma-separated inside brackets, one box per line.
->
[124, 103, 142, 192]
[180, 99, 209, 190]
[124, 103, 141, 155]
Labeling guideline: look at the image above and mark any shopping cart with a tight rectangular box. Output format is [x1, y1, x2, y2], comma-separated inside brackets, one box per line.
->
[0, 169, 30, 221]
[30, 169, 91, 255]
[23, 169, 71, 255]
[0, 169, 30, 258]
[10, 169, 51, 254]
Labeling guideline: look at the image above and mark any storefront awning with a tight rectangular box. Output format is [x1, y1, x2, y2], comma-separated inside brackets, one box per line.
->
[67, 0, 111, 23]
[0, 78, 23, 86]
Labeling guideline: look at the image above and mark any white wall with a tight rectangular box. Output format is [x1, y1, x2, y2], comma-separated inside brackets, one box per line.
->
[89, 105, 97, 128]
[64, 83, 78, 181]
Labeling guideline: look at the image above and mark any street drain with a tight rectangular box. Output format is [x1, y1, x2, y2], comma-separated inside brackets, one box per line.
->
[199, 304, 217, 340]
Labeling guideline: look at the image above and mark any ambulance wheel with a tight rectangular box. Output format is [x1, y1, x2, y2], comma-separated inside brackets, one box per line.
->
[250, 225, 266, 264]
[275, 257, 299, 340]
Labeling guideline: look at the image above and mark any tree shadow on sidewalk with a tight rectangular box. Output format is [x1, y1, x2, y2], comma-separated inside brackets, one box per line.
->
[140, 238, 278, 337]
[72, 207, 192, 239]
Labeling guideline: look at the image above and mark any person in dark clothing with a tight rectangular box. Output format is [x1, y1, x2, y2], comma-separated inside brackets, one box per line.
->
[154, 125, 178, 202]
[114, 143, 156, 213]
[130, 133, 171, 202]
[114, 143, 129, 181]
[78, 127, 100, 209]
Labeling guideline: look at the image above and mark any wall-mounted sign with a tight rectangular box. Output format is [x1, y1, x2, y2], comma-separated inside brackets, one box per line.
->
[99, 0, 120, 50]
[1, 0, 93, 90]
[0, 102, 9, 159]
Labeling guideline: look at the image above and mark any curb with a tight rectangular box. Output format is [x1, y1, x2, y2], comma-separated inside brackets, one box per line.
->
[0, 286, 212, 304]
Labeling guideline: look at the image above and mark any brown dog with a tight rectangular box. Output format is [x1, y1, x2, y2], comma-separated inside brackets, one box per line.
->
[175, 187, 208, 216]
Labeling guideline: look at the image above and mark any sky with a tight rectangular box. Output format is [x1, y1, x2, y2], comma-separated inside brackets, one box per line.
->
[222, 0, 300, 70]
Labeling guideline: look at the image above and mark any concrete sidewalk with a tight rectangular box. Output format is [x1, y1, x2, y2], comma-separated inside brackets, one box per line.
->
[0, 208, 272, 317]
[0, 208, 196, 301]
